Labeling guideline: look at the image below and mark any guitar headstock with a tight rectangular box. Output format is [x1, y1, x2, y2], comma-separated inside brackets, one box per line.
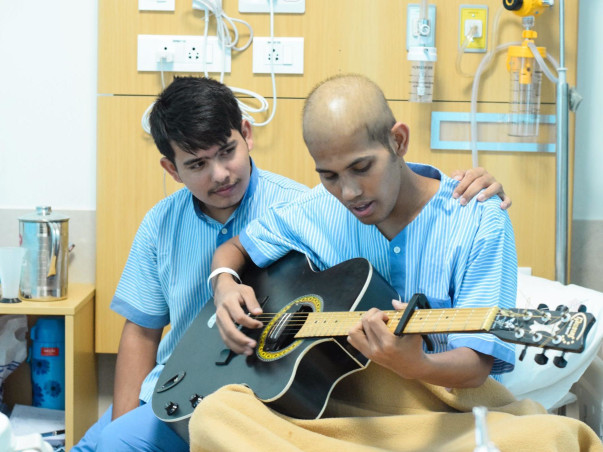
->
[489, 305, 596, 366]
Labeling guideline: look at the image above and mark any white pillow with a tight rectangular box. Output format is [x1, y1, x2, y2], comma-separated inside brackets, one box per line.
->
[499, 272, 603, 410]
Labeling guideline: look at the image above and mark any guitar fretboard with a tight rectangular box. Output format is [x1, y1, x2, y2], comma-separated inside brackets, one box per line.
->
[294, 307, 499, 338]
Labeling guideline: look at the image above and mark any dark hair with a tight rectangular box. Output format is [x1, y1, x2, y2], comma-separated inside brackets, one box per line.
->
[149, 76, 243, 164]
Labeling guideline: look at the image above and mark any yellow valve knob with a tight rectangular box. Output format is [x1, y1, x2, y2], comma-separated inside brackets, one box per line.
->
[503, 0, 552, 17]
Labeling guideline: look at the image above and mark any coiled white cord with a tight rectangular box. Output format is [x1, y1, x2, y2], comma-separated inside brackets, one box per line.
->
[142, 1, 278, 134]
[194, 0, 277, 126]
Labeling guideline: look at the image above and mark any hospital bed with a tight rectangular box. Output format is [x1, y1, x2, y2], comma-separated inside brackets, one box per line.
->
[502, 272, 603, 438]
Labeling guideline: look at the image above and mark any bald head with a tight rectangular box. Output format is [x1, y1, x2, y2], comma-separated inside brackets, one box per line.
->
[302, 74, 396, 152]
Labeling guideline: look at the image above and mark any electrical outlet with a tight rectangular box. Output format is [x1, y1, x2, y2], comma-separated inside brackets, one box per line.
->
[406, 4, 436, 50]
[252, 37, 303, 74]
[139, 0, 175, 11]
[459, 5, 488, 53]
[137, 35, 231, 73]
[185, 42, 204, 62]
[265, 42, 283, 64]
[239, 0, 305, 14]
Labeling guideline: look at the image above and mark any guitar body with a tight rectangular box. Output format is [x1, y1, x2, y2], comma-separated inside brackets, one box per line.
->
[152, 252, 400, 442]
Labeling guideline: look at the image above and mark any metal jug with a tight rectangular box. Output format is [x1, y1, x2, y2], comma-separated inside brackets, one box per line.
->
[19, 206, 70, 301]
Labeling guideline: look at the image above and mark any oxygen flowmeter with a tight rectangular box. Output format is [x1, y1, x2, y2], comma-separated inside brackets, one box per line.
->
[503, 0, 553, 17]
[407, 1, 437, 103]
[504, 0, 553, 136]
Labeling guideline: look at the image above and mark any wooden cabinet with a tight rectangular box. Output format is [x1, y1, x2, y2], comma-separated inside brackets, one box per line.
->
[1, 284, 97, 450]
[96, 0, 579, 352]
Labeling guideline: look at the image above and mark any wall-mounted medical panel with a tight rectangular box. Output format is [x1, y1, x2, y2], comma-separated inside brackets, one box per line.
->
[98, 0, 577, 103]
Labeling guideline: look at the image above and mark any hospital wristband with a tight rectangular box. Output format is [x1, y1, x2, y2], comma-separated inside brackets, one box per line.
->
[207, 267, 242, 292]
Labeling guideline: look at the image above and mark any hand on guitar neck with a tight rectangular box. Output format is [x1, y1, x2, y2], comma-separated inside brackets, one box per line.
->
[348, 300, 495, 388]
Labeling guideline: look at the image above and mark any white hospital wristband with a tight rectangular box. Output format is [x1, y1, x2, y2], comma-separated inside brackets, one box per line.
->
[207, 267, 242, 292]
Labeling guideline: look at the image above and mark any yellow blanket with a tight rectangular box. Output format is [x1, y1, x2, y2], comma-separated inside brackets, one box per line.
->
[189, 364, 603, 452]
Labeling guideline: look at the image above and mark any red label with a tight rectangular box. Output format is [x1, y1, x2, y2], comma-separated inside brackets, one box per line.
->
[41, 347, 59, 356]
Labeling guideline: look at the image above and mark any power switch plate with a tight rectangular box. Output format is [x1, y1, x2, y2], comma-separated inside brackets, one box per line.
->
[459, 5, 488, 53]
[252, 37, 304, 74]
[137, 35, 231, 73]
[239, 0, 305, 14]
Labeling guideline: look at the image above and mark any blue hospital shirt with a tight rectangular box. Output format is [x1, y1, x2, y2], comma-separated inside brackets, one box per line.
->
[240, 163, 517, 375]
[110, 159, 309, 402]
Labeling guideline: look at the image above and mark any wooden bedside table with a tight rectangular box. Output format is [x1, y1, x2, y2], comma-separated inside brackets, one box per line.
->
[1, 283, 97, 450]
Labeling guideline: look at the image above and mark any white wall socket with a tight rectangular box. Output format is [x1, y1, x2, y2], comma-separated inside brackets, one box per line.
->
[139, 0, 175, 11]
[239, 0, 305, 14]
[252, 37, 304, 74]
[137, 35, 231, 73]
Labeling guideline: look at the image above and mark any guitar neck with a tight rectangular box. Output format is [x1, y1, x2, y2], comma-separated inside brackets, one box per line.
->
[295, 307, 500, 338]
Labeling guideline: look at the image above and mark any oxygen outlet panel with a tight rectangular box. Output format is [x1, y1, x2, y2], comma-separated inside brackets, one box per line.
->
[459, 5, 488, 53]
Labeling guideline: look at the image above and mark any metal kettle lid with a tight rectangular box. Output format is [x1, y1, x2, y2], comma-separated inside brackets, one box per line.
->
[19, 206, 69, 223]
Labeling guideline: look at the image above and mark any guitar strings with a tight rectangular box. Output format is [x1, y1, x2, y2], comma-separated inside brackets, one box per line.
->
[245, 309, 570, 351]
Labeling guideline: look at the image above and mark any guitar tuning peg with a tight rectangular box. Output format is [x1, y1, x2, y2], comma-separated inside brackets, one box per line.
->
[555, 304, 569, 312]
[578, 304, 587, 313]
[554, 352, 568, 369]
[534, 349, 549, 365]
[519, 345, 529, 361]
[537, 303, 549, 310]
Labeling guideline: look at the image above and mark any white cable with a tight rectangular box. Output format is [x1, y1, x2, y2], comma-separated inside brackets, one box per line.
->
[193, 0, 253, 52]
[527, 41, 559, 84]
[141, 103, 153, 134]
[141, 60, 169, 134]
[469, 41, 519, 168]
[246, 0, 277, 127]
[193, 0, 277, 127]
[468, 7, 509, 167]
[142, 1, 278, 135]
[456, 25, 479, 78]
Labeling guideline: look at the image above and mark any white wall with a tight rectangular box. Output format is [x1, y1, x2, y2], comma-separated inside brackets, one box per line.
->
[0, 2, 599, 218]
[0, 0, 97, 211]
[574, 0, 603, 221]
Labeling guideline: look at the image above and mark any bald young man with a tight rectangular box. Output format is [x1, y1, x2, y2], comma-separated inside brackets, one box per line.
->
[210, 74, 517, 389]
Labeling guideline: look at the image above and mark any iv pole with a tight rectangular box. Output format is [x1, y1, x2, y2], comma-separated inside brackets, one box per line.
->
[502, 0, 574, 283]
[555, 0, 569, 284]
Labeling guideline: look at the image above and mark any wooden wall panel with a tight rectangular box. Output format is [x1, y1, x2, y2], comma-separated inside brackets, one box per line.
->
[98, 0, 576, 102]
[96, 0, 579, 352]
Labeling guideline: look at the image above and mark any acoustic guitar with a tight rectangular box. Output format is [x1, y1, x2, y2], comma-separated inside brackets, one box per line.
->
[152, 252, 595, 442]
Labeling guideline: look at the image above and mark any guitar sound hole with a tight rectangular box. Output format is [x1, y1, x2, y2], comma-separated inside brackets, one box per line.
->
[264, 303, 314, 352]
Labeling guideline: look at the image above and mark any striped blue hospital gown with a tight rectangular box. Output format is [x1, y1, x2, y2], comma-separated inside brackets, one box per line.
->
[240, 163, 517, 376]
[110, 159, 309, 402]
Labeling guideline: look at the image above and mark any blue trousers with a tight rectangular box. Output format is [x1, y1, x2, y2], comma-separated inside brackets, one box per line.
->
[72, 402, 188, 451]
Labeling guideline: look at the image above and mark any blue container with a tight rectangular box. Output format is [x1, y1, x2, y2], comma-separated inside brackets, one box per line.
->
[30, 317, 65, 410]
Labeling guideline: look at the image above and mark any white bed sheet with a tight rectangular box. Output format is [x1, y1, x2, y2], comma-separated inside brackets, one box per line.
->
[500, 272, 603, 410]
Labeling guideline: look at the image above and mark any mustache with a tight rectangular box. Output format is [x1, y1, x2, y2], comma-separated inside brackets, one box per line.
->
[210, 179, 237, 194]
